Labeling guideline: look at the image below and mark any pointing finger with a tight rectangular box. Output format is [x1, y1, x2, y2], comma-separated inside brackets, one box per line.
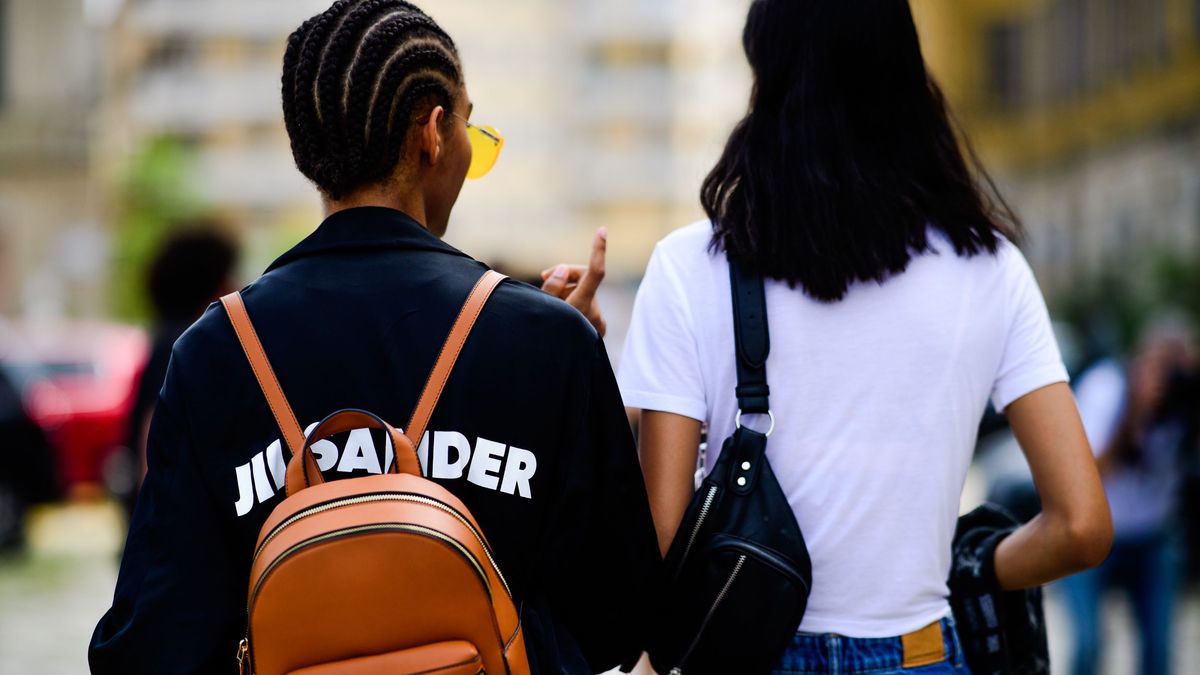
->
[572, 227, 607, 301]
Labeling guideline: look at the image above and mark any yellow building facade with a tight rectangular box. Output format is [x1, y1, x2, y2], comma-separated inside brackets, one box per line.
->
[914, 0, 1200, 169]
[912, 0, 1200, 294]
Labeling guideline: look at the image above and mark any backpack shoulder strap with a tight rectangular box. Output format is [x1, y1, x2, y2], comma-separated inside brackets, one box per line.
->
[404, 270, 507, 446]
[219, 270, 506, 469]
[221, 292, 307, 459]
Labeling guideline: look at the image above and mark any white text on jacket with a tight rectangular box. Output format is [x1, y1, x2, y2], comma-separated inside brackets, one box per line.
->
[233, 425, 538, 516]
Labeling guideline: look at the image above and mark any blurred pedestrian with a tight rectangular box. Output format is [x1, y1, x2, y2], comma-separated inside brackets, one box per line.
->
[1063, 318, 1197, 675]
[617, 1, 1113, 673]
[119, 225, 237, 517]
[0, 362, 55, 550]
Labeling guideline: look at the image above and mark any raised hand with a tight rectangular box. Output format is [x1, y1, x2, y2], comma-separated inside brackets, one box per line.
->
[540, 227, 608, 337]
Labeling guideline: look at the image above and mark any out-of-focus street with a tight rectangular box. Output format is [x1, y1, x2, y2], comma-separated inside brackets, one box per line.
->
[3, 498, 1197, 675]
[0, 504, 121, 675]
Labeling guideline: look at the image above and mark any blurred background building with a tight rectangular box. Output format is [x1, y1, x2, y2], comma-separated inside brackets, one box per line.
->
[0, 0, 107, 318]
[1, 0, 1194, 321]
[0, 1, 1198, 673]
[915, 0, 1200, 311]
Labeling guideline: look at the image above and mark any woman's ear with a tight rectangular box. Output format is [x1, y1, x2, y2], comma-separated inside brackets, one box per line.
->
[420, 105, 445, 166]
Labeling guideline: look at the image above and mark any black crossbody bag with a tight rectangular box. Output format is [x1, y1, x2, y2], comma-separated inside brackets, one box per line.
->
[647, 257, 813, 675]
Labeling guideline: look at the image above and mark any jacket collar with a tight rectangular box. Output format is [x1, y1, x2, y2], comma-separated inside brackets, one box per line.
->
[264, 206, 473, 273]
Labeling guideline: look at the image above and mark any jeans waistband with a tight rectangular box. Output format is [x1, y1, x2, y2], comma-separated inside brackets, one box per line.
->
[774, 616, 966, 674]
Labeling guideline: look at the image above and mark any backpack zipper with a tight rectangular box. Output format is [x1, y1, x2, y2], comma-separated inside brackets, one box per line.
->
[253, 491, 512, 599]
[675, 485, 719, 577]
[241, 522, 492, 673]
[668, 554, 747, 675]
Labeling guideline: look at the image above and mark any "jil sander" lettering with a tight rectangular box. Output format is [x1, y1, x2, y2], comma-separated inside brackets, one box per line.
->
[233, 424, 537, 517]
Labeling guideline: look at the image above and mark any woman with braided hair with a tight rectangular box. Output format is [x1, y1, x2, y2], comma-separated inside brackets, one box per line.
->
[90, 2, 660, 673]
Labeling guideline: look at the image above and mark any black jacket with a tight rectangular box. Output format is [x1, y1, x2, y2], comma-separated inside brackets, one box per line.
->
[90, 207, 663, 674]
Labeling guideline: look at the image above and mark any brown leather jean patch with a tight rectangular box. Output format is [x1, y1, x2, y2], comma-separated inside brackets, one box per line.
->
[901, 621, 945, 668]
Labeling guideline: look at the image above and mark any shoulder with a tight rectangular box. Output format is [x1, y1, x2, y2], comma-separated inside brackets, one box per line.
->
[165, 300, 243, 390]
[486, 276, 599, 350]
[991, 233, 1028, 269]
[925, 229, 1037, 295]
[639, 220, 721, 293]
[987, 235, 1046, 306]
[653, 220, 717, 263]
[964, 232, 1033, 282]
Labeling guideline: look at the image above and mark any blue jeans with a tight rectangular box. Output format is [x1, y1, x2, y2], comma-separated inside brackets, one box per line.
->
[1059, 529, 1180, 675]
[772, 617, 971, 674]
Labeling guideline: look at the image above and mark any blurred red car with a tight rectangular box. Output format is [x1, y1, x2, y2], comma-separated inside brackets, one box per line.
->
[0, 319, 148, 497]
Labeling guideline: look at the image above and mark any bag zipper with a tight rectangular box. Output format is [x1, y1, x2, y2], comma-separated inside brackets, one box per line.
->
[675, 485, 719, 578]
[240, 522, 492, 673]
[669, 554, 747, 675]
[253, 491, 512, 599]
[236, 638, 249, 675]
[708, 535, 810, 595]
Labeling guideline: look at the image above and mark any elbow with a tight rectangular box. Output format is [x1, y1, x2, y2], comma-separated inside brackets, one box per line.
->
[1063, 511, 1113, 571]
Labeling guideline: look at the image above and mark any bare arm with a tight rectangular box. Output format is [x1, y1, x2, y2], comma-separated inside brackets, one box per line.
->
[994, 382, 1113, 590]
[638, 410, 704, 557]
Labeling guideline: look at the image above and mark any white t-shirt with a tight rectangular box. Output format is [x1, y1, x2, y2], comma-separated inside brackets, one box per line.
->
[617, 221, 1068, 638]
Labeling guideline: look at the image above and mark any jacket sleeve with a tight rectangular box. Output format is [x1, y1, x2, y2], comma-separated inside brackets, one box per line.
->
[89, 364, 244, 674]
[539, 337, 665, 673]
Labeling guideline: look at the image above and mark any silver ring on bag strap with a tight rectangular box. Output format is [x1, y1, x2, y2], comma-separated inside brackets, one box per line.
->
[735, 408, 776, 437]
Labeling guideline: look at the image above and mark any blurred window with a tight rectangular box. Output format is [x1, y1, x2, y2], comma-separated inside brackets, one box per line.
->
[985, 21, 1024, 111]
[144, 35, 201, 75]
[1112, 0, 1135, 78]
[245, 35, 280, 62]
[1146, 0, 1169, 65]
[586, 40, 671, 69]
[1137, 0, 1166, 64]
[0, 0, 7, 108]
[1055, 0, 1086, 98]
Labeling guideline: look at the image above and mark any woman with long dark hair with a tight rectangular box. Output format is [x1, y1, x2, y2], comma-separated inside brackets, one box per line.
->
[619, 1, 1113, 672]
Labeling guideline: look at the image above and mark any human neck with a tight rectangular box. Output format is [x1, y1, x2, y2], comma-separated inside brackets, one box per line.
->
[322, 183, 427, 230]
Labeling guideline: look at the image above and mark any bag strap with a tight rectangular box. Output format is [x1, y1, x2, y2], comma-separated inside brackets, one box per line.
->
[221, 292, 307, 459]
[728, 256, 771, 417]
[221, 269, 507, 475]
[404, 270, 506, 447]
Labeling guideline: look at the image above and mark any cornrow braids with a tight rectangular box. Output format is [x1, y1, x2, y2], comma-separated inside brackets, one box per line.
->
[281, 15, 319, 165]
[353, 39, 460, 176]
[281, 0, 463, 199]
[283, 0, 360, 191]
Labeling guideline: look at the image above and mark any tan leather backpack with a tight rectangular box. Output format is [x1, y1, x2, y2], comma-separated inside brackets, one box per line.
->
[222, 270, 529, 675]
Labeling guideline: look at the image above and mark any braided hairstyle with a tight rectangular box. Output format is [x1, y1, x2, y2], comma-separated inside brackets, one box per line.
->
[282, 1, 464, 199]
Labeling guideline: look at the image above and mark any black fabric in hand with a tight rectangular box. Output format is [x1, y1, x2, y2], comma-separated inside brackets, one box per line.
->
[948, 504, 1050, 675]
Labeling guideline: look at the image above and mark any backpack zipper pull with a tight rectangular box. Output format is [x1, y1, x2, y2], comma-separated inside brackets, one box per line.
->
[237, 638, 249, 675]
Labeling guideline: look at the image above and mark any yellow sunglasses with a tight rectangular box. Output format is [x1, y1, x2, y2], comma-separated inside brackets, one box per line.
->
[453, 112, 504, 179]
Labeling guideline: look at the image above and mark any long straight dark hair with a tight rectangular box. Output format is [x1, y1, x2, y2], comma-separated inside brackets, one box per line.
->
[703, 0, 1021, 302]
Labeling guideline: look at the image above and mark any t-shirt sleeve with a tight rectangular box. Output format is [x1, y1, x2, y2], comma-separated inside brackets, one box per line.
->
[617, 242, 707, 421]
[990, 244, 1070, 411]
[537, 338, 664, 672]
